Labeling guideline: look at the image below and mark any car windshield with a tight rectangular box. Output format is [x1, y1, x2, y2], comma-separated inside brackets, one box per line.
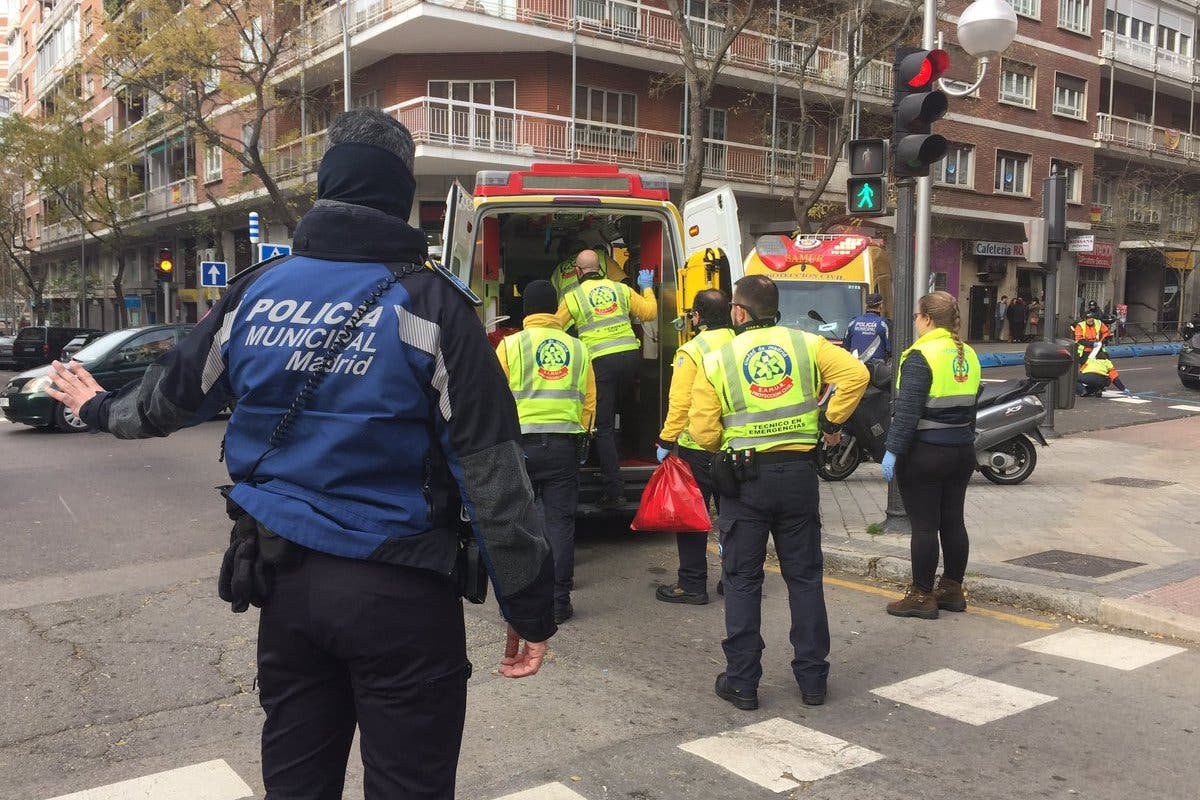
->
[71, 329, 141, 363]
[777, 282, 867, 340]
[15, 328, 43, 342]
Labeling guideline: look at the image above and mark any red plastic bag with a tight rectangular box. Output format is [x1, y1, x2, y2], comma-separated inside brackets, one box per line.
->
[631, 454, 712, 533]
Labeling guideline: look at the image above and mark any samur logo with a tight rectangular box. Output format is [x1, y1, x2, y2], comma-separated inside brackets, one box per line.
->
[952, 354, 970, 383]
[535, 339, 571, 381]
[588, 285, 620, 316]
[742, 344, 794, 400]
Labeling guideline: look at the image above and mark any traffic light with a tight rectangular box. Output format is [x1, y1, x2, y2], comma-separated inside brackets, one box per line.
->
[156, 247, 174, 282]
[846, 138, 888, 217]
[892, 47, 950, 178]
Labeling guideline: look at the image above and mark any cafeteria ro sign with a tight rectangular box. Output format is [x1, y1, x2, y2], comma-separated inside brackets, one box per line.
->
[973, 241, 1025, 258]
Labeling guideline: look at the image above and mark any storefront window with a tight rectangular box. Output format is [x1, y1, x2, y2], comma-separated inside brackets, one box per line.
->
[1078, 267, 1110, 315]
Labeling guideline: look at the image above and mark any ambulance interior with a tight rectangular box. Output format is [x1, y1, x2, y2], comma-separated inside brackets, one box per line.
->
[471, 208, 685, 478]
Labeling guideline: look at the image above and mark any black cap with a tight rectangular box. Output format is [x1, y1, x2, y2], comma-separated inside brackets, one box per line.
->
[866, 293, 883, 307]
[523, 280, 559, 316]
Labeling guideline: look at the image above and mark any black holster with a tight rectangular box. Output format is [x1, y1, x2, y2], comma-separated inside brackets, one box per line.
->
[455, 507, 488, 605]
[216, 486, 300, 613]
[711, 451, 741, 498]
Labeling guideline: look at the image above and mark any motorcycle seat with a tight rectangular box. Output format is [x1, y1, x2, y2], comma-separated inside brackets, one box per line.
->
[976, 381, 1026, 408]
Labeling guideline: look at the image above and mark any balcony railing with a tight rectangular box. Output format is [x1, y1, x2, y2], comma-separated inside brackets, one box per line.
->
[1091, 201, 1198, 236]
[40, 219, 83, 246]
[1096, 112, 1200, 161]
[33, 42, 79, 97]
[294, 0, 892, 97]
[1101, 31, 1196, 82]
[134, 177, 197, 214]
[275, 96, 830, 189]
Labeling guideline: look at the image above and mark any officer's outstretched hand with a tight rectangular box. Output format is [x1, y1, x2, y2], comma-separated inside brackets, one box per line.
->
[46, 360, 107, 419]
[499, 625, 548, 679]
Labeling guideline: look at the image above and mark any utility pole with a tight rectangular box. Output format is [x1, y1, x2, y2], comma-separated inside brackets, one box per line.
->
[914, 0, 939, 296]
[340, 0, 353, 112]
[884, 177, 918, 533]
[1041, 170, 1068, 431]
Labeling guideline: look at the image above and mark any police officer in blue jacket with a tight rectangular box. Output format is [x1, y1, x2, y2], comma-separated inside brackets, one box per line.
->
[46, 110, 556, 800]
[842, 293, 891, 362]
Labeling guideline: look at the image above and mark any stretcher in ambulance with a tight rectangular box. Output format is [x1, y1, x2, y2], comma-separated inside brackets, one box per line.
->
[440, 163, 742, 511]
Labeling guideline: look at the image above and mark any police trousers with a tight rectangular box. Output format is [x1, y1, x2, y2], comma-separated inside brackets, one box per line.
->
[674, 446, 717, 594]
[717, 458, 828, 695]
[592, 349, 639, 498]
[522, 432, 579, 610]
[258, 549, 469, 800]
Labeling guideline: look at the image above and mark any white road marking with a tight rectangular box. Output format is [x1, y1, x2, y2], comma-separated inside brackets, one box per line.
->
[679, 717, 883, 792]
[870, 668, 1056, 726]
[1168, 404, 1200, 413]
[979, 378, 1007, 383]
[44, 760, 252, 800]
[1019, 628, 1187, 671]
[1106, 394, 1152, 404]
[489, 784, 588, 800]
[58, 494, 78, 524]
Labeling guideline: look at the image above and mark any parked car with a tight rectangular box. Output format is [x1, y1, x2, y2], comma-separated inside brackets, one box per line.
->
[0, 335, 15, 370]
[11, 326, 101, 370]
[1179, 334, 1200, 390]
[2, 325, 194, 432]
[60, 331, 106, 361]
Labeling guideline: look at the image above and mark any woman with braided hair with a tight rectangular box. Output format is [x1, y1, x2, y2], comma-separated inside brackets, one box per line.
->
[880, 291, 981, 619]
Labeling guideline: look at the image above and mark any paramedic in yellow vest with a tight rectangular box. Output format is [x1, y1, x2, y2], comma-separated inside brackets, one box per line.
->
[556, 249, 658, 508]
[1077, 348, 1129, 397]
[654, 287, 733, 606]
[551, 242, 625, 298]
[880, 291, 981, 622]
[689, 275, 868, 711]
[497, 280, 597, 625]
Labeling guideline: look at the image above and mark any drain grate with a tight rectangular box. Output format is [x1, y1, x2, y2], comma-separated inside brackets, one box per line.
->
[1005, 549, 1145, 578]
[1095, 477, 1177, 489]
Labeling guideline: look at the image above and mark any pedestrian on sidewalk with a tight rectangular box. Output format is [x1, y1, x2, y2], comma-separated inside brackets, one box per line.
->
[689, 275, 868, 710]
[994, 295, 1008, 342]
[880, 291, 981, 620]
[653, 283, 733, 605]
[1006, 296, 1027, 343]
[44, 110, 556, 800]
[1028, 296, 1043, 340]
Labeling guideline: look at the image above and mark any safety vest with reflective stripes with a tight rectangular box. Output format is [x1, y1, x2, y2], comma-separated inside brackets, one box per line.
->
[677, 327, 735, 451]
[1074, 320, 1105, 341]
[1081, 357, 1115, 378]
[503, 327, 589, 435]
[898, 327, 981, 431]
[563, 278, 640, 358]
[552, 252, 611, 298]
[702, 326, 822, 452]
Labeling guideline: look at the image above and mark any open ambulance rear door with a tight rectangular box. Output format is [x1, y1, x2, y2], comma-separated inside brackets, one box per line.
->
[682, 185, 743, 279]
[441, 181, 475, 285]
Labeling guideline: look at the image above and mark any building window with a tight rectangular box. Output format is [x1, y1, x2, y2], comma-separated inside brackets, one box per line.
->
[204, 66, 220, 93]
[83, 74, 94, 99]
[241, 17, 262, 64]
[1058, 0, 1089, 34]
[354, 90, 380, 109]
[204, 144, 223, 183]
[1006, 0, 1039, 20]
[775, 119, 816, 153]
[428, 80, 517, 147]
[1050, 159, 1081, 203]
[1158, 25, 1192, 56]
[999, 61, 1036, 108]
[937, 143, 974, 188]
[83, 10, 93, 41]
[1108, 13, 1154, 43]
[104, 116, 113, 140]
[995, 151, 1030, 195]
[1053, 74, 1086, 119]
[576, 86, 637, 150]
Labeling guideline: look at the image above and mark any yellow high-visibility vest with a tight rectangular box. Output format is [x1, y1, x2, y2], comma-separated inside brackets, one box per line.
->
[503, 327, 588, 434]
[898, 327, 981, 430]
[677, 327, 735, 450]
[563, 278, 640, 358]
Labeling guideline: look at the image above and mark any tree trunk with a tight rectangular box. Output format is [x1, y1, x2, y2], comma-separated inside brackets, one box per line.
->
[680, 78, 710, 205]
[33, 287, 45, 325]
[111, 246, 130, 328]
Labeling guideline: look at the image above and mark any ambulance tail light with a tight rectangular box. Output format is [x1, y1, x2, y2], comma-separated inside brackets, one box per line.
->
[475, 171, 511, 187]
[641, 174, 670, 191]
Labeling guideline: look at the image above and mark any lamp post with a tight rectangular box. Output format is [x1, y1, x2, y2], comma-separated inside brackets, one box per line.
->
[338, 0, 353, 112]
[914, 0, 1018, 295]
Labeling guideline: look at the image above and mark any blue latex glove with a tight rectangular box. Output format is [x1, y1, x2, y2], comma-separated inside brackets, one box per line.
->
[656, 446, 669, 463]
[637, 269, 655, 291]
[881, 451, 897, 482]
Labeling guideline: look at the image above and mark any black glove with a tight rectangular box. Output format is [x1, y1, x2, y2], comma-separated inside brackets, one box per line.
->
[218, 514, 272, 613]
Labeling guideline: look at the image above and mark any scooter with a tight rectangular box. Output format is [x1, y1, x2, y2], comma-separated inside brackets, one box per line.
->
[816, 358, 891, 481]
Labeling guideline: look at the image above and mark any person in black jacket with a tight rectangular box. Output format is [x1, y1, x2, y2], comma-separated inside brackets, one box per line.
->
[46, 110, 555, 800]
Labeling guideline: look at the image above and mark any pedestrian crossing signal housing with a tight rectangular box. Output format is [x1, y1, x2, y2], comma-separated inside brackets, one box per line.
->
[156, 248, 174, 282]
[892, 47, 950, 178]
[846, 177, 887, 217]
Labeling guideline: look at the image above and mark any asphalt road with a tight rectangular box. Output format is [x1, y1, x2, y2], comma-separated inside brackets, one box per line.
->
[1, 401, 1198, 799]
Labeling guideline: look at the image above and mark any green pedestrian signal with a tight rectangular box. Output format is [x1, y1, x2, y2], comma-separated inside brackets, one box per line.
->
[846, 176, 887, 217]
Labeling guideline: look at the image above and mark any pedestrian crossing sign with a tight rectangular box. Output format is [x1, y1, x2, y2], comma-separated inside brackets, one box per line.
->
[258, 243, 292, 261]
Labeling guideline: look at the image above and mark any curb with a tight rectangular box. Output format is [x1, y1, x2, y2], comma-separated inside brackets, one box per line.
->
[823, 544, 1200, 644]
[979, 342, 1182, 368]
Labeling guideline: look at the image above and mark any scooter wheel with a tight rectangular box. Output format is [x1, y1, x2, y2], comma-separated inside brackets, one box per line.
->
[979, 434, 1038, 485]
[816, 438, 862, 481]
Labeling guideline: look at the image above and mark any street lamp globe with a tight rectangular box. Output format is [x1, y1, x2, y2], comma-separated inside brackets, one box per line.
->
[957, 0, 1019, 58]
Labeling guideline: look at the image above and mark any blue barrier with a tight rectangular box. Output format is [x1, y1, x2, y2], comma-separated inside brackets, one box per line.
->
[979, 342, 1182, 368]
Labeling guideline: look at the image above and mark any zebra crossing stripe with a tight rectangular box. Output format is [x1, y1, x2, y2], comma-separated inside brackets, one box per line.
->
[871, 668, 1056, 726]
[1168, 404, 1200, 413]
[43, 760, 252, 800]
[1019, 628, 1186, 671]
[489, 783, 588, 800]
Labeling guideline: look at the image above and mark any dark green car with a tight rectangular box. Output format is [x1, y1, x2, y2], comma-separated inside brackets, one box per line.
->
[1, 324, 194, 432]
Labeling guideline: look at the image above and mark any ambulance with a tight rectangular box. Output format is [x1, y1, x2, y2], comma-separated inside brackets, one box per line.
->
[738, 233, 892, 344]
[440, 162, 742, 510]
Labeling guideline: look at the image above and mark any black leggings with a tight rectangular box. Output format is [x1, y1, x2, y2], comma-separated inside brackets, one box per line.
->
[896, 441, 975, 592]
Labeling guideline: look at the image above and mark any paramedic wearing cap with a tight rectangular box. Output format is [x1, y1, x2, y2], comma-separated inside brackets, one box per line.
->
[557, 249, 658, 508]
[497, 280, 597, 624]
[842, 293, 891, 362]
[45, 109, 556, 800]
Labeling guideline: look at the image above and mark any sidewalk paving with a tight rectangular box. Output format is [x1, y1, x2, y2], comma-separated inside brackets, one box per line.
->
[816, 415, 1200, 643]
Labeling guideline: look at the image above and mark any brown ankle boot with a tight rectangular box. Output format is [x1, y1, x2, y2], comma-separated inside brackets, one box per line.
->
[934, 576, 967, 612]
[886, 586, 939, 619]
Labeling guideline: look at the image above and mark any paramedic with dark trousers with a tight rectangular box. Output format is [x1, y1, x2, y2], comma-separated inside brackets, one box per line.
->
[654, 286, 733, 604]
[842, 292, 891, 363]
[1077, 348, 1128, 397]
[557, 249, 658, 507]
[689, 275, 869, 710]
[46, 110, 556, 800]
[497, 280, 597, 624]
[880, 291, 981, 620]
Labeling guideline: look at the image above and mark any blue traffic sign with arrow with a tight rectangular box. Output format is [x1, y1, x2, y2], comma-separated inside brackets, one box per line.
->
[258, 243, 292, 261]
[200, 261, 228, 288]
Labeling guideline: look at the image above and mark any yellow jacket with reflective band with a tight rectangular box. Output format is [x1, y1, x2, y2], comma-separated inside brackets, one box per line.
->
[659, 327, 735, 450]
[550, 251, 625, 297]
[697, 326, 825, 452]
[495, 315, 596, 434]
[555, 277, 657, 358]
[1081, 357, 1118, 379]
[898, 327, 981, 431]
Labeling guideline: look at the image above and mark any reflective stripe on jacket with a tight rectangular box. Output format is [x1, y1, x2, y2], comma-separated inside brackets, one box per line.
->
[674, 327, 735, 450]
[563, 278, 640, 357]
[503, 327, 588, 434]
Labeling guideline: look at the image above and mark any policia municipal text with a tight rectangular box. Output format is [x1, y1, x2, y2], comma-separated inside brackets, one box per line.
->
[47, 111, 556, 800]
[688, 275, 869, 710]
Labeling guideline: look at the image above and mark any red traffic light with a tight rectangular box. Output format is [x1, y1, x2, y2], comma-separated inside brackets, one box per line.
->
[900, 48, 949, 90]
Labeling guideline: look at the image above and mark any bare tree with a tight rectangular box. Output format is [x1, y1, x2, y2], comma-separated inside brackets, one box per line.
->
[0, 141, 48, 325]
